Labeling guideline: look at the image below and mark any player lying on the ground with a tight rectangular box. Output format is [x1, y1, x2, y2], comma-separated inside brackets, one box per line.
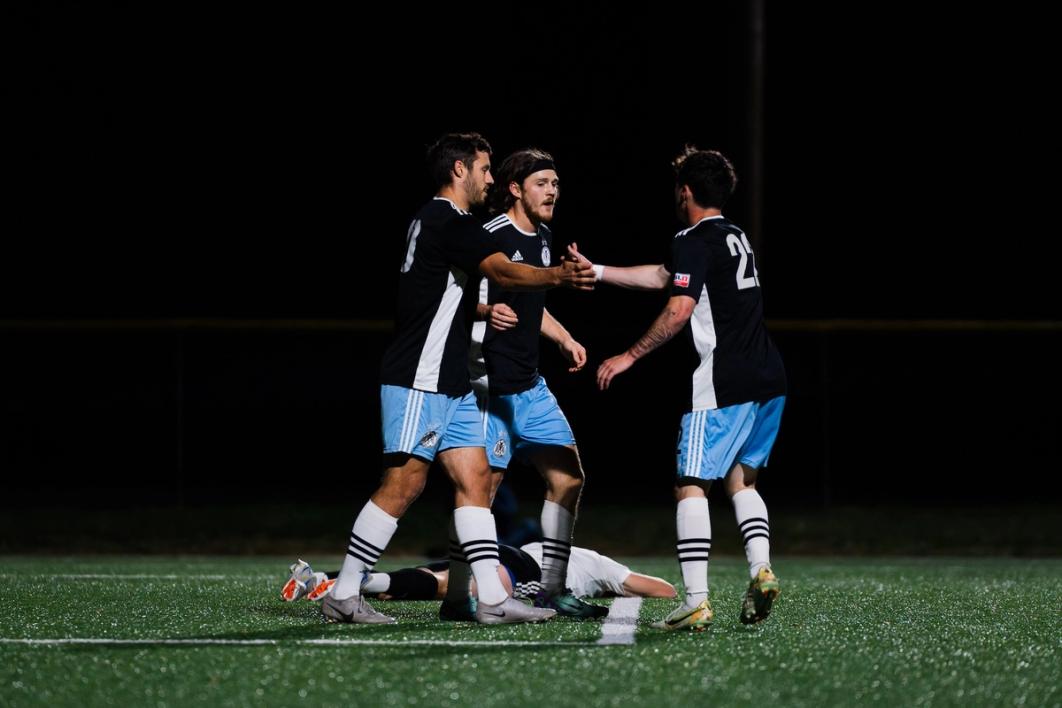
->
[282, 542, 676, 608]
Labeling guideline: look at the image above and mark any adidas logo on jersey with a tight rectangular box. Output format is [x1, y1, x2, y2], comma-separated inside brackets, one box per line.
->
[511, 250, 524, 262]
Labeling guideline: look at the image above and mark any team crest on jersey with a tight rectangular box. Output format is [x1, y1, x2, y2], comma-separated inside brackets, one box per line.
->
[541, 245, 551, 266]
[493, 439, 507, 458]
[511, 250, 524, 262]
[673, 273, 691, 288]
[419, 431, 439, 449]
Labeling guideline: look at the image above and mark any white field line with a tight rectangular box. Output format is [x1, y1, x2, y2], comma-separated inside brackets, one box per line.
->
[596, 597, 642, 645]
[1, 577, 644, 647]
[0, 638, 587, 648]
[0, 574, 268, 580]
[1, 600, 645, 649]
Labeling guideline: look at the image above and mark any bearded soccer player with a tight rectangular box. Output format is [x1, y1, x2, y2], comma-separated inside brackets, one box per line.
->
[433, 148, 606, 621]
[321, 133, 595, 626]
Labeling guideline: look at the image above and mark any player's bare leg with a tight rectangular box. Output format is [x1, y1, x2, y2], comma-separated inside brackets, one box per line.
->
[529, 445, 607, 618]
[321, 455, 429, 624]
[439, 446, 555, 624]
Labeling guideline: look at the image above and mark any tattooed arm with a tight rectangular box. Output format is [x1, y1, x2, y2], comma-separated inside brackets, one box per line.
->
[596, 295, 696, 390]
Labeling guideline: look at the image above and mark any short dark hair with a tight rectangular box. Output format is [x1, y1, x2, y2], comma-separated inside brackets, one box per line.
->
[672, 146, 737, 209]
[426, 132, 493, 190]
[488, 148, 556, 215]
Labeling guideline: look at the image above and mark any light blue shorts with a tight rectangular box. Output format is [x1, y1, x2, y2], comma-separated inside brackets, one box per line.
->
[485, 377, 576, 469]
[676, 396, 785, 480]
[380, 385, 484, 462]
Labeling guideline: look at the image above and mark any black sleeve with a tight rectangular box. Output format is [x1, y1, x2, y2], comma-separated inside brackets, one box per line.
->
[445, 214, 502, 275]
[669, 233, 710, 300]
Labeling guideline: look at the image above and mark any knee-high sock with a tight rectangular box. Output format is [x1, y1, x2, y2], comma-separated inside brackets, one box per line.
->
[733, 489, 771, 578]
[453, 506, 507, 605]
[444, 513, 473, 603]
[676, 497, 711, 607]
[539, 500, 575, 593]
[332, 500, 398, 600]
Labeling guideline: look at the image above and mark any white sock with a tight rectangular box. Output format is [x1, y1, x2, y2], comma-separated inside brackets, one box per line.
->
[444, 513, 472, 603]
[676, 497, 711, 608]
[361, 573, 391, 594]
[332, 500, 398, 600]
[539, 500, 575, 593]
[453, 506, 506, 605]
[733, 488, 771, 578]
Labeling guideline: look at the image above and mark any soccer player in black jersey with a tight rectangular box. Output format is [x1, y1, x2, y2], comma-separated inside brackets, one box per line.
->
[321, 133, 595, 626]
[572, 147, 786, 630]
[442, 148, 605, 620]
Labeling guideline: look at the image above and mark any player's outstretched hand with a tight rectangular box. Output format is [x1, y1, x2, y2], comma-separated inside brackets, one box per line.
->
[597, 352, 635, 390]
[559, 258, 595, 291]
[565, 242, 593, 269]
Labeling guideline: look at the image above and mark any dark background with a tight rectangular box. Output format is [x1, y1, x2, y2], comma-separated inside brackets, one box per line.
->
[4, 3, 1059, 547]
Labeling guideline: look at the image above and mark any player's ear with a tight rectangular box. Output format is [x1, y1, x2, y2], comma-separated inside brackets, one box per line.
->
[452, 159, 467, 180]
[677, 184, 694, 208]
[508, 181, 521, 200]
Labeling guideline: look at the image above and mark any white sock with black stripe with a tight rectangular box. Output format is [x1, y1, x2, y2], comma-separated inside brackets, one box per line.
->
[453, 506, 507, 605]
[733, 488, 771, 578]
[676, 496, 711, 608]
[332, 500, 398, 600]
[539, 500, 574, 594]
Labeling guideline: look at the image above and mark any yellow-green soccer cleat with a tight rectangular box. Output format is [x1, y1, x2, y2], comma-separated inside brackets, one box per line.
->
[740, 566, 780, 625]
[650, 599, 713, 631]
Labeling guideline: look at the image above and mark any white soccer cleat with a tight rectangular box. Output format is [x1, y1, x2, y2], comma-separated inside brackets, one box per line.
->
[281, 559, 315, 602]
[305, 574, 335, 602]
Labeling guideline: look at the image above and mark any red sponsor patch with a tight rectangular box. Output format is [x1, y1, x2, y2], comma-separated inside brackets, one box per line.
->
[673, 272, 691, 288]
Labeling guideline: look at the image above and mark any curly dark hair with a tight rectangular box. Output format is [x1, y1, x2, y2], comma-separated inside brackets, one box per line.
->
[672, 145, 737, 209]
[425, 132, 493, 190]
[487, 148, 556, 215]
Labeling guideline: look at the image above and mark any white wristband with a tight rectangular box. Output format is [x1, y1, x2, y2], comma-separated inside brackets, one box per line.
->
[592, 264, 605, 281]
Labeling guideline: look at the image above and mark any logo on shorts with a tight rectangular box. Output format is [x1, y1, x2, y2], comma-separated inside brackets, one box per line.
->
[541, 245, 551, 266]
[492, 439, 507, 458]
[673, 273, 691, 288]
[419, 431, 439, 449]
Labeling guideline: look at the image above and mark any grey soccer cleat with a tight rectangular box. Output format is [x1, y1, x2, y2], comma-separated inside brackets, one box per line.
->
[321, 593, 396, 625]
[475, 596, 557, 625]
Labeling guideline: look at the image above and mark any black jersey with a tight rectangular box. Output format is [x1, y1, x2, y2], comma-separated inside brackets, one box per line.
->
[667, 215, 786, 410]
[473, 213, 552, 395]
[379, 198, 500, 396]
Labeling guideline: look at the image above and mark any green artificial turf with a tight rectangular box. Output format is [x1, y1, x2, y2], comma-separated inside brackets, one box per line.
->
[1, 556, 1058, 706]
